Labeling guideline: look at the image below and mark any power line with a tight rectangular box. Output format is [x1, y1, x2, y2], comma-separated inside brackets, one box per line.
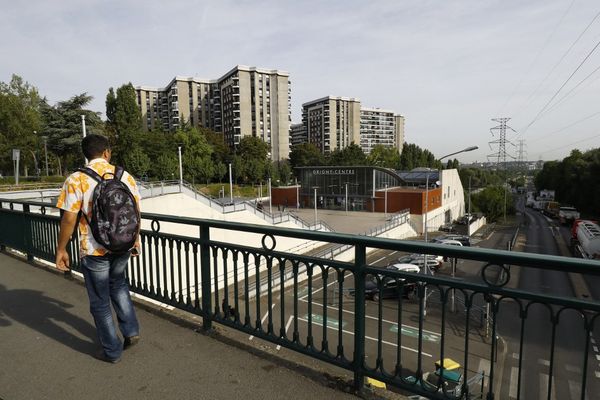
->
[542, 63, 600, 114]
[488, 117, 516, 167]
[535, 132, 600, 157]
[511, 7, 600, 119]
[520, 36, 600, 135]
[498, 0, 576, 116]
[528, 110, 600, 143]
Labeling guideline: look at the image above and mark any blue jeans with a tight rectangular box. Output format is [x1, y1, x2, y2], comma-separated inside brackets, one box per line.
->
[81, 252, 139, 360]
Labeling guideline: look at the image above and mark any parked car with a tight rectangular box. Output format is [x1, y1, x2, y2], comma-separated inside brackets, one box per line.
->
[397, 254, 443, 271]
[364, 264, 420, 301]
[436, 239, 463, 261]
[439, 223, 456, 233]
[432, 234, 471, 247]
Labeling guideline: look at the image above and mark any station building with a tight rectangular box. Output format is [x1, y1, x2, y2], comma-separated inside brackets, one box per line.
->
[271, 166, 465, 234]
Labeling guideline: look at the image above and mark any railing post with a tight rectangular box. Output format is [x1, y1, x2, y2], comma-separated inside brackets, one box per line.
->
[23, 204, 34, 262]
[353, 244, 366, 392]
[199, 224, 212, 331]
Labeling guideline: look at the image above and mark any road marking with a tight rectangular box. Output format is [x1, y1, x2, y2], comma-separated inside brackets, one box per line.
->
[478, 358, 490, 377]
[299, 280, 337, 301]
[540, 373, 556, 400]
[568, 380, 589, 400]
[596, 355, 600, 362]
[390, 251, 397, 256]
[303, 313, 347, 329]
[389, 324, 440, 343]
[249, 303, 275, 341]
[538, 358, 550, 367]
[512, 352, 520, 360]
[595, 371, 600, 379]
[297, 298, 441, 337]
[594, 345, 598, 353]
[296, 317, 432, 357]
[509, 367, 519, 399]
[373, 256, 386, 265]
[276, 316, 294, 351]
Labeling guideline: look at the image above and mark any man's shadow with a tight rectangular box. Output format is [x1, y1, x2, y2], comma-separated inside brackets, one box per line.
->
[0, 283, 96, 354]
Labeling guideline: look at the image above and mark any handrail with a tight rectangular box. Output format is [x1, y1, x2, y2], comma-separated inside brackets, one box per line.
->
[2, 198, 600, 398]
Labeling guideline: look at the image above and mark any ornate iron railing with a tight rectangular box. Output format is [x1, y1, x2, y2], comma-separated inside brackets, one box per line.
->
[1, 198, 600, 400]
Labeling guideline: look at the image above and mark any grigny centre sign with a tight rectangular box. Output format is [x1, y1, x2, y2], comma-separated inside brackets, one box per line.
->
[311, 169, 356, 175]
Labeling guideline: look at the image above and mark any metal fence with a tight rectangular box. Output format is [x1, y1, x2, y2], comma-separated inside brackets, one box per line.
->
[2, 198, 600, 399]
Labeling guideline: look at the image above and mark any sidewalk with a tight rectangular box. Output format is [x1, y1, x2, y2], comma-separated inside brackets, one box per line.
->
[0, 251, 364, 400]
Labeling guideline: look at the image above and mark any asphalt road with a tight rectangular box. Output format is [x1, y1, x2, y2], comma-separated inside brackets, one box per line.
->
[494, 197, 599, 400]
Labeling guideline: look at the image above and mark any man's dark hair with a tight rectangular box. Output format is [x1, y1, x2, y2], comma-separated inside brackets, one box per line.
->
[82, 134, 110, 160]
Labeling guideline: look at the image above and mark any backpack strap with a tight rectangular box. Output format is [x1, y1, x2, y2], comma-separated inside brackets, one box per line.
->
[77, 167, 102, 183]
[114, 166, 125, 181]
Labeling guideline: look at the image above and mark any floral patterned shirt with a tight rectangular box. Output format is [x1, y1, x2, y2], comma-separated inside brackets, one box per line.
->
[56, 158, 141, 258]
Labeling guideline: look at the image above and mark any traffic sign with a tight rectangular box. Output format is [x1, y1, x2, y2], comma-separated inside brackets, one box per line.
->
[12, 149, 20, 161]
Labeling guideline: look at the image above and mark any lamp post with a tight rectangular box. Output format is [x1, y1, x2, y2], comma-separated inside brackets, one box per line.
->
[43, 136, 49, 176]
[296, 177, 300, 210]
[312, 186, 319, 224]
[178, 146, 183, 191]
[345, 183, 348, 214]
[228, 163, 233, 203]
[384, 183, 388, 218]
[422, 145, 478, 317]
[268, 177, 272, 214]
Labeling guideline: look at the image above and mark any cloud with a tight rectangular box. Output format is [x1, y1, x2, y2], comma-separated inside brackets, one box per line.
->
[1, 0, 598, 162]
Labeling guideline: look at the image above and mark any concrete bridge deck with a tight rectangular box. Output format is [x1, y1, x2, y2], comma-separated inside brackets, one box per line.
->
[0, 251, 376, 400]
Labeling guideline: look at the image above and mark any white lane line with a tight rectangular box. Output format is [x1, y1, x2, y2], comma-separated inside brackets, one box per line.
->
[298, 297, 441, 336]
[390, 251, 397, 256]
[538, 358, 550, 367]
[276, 316, 294, 351]
[568, 380, 589, 400]
[540, 373, 556, 400]
[249, 303, 275, 341]
[596, 355, 600, 362]
[593, 345, 599, 353]
[299, 279, 338, 301]
[595, 371, 600, 379]
[296, 317, 432, 357]
[509, 367, 519, 399]
[373, 256, 387, 265]
[512, 352, 520, 360]
[591, 337, 596, 345]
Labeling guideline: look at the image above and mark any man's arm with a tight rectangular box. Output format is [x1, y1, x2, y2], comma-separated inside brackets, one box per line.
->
[55, 211, 78, 271]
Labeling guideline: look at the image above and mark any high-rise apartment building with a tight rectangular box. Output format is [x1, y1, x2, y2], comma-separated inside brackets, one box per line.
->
[290, 123, 307, 147]
[359, 108, 405, 154]
[135, 65, 291, 160]
[301, 96, 361, 153]
[300, 97, 405, 155]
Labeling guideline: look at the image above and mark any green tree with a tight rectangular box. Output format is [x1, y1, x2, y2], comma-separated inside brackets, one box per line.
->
[367, 145, 400, 168]
[399, 143, 443, 170]
[0, 75, 43, 175]
[174, 127, 213, 183]
[155, 153, 178, 180]
[237, 136, 269, 184]
[40, 93, 104, 174]
[124, 147, 151, 177]
[213, 161, 227, 183]
[110, 83, 143, 167]
[278, 159, 292, 185]
[471, 186, 514, 222]
[232, 155, 245, 183]
[329, 143, 367, 166]
[289, 143, 325, 169]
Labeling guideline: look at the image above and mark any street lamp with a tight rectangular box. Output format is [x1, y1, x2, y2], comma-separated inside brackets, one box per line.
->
[228, 163, 233, 203]
[422, 145, 478, 317]
[312, 186, 319, 224]
[178, 146, 183, 191]
[384, 183, 388, 218]
[42, 136, 49, 176]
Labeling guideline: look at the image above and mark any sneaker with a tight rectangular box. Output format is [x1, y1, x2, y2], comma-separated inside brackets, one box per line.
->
[123, 335, 140, 350]
[94, 349, 121, 364]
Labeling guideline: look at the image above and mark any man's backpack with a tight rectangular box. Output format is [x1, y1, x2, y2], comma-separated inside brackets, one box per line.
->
[78, 166, 141, 254]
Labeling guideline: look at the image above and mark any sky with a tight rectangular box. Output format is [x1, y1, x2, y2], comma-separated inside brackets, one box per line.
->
[1, 0, 599, 163]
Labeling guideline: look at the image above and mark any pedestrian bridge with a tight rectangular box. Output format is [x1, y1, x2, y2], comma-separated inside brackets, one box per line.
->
[1, 197, 599, 400]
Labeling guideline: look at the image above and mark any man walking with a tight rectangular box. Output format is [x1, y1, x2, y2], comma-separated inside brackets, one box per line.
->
[55, 134, 140, 363]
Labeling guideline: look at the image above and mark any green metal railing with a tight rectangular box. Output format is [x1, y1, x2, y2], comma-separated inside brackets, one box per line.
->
[1, 198, 600, 399]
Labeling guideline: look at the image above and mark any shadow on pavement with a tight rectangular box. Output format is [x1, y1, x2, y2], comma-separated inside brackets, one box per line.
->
[0, 283, 96, 354]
